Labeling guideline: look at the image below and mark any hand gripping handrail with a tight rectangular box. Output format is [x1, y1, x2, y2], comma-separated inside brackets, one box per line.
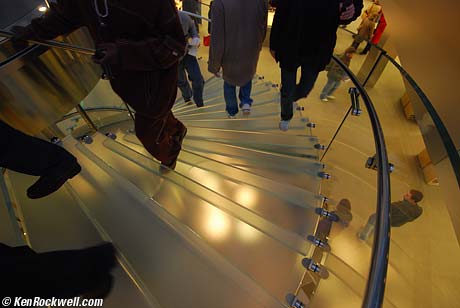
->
[0, 29, 96, 55]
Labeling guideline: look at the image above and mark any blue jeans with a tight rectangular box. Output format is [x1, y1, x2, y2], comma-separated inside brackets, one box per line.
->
[223, 80, 253, 116]
[320, 78, 341, 99]
[358, 213, 376, 241]
[178, 54, 204, 106]
[280, 65, 320, 121]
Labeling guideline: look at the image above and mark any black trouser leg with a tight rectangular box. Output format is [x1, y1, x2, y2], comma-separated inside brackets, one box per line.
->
[0, 120, 76, 176]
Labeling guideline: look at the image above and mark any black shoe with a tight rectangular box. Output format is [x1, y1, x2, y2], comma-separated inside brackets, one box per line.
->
[160, 127, 187, 172]
[27, 159, 82, 199]
[196, 104, 204, 108]
[185, 99, 193, 106]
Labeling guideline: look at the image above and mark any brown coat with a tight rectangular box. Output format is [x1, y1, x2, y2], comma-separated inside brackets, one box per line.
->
[22, 0, 187, 163]
[208, 0, 268, 86]
[356, 16, 377, 43]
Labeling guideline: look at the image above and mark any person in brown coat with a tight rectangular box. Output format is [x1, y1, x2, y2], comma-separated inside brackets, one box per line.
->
[351, 13, 378, 50]
[13, 0, 187, 170]
[208, 0, 268, 117]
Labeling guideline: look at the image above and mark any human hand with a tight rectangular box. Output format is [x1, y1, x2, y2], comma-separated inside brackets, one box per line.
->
[93, 43, 120, 65]
[214, 71, 222, 78]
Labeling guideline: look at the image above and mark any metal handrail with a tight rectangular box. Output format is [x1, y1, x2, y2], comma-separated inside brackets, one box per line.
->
[0, 29, 96, 55]
[331, 56, 391, 308]
[338, 26, 460, 188]
[383, 56, 460, 186]
[56, 106, 129, 123]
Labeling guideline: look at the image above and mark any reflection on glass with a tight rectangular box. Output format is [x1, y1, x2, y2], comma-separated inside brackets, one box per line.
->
[237, 222, 259, 243]
[204, 206, 230, 241]
[235, 186, 258, 209]
[189, 167, 221, 191]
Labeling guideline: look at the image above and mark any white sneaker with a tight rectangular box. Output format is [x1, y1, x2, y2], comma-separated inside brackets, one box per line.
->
[320, 97, 328, 102]
[242, 103, 251, 115]
[327, 95, 336, 100]
[279, 120, 290, 131]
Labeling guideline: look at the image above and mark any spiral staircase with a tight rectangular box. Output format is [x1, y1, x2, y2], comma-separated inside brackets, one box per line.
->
[1, 73, 336, 307]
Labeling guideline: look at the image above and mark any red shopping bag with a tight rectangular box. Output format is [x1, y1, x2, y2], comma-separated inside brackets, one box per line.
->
[203, 35, 211, 47]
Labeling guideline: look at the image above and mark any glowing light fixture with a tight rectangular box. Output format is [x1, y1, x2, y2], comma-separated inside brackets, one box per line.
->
[38, 6, 47, 12]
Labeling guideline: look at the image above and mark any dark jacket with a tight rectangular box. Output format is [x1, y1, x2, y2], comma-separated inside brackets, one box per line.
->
[391, 200, 423, 227]
[22, 0, 186, 117]
[270, 0, 363, 71]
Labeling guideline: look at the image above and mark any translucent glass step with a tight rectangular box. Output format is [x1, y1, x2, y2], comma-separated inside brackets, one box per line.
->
[120, 133, 321, 237]
[184, 127, 320, 159]
[4, 170, 152, 308]
[181, 139, 323, 191]
[173, 79, 271, 114]
[63, 135, 296, 307]
[174, 91, 279, 118]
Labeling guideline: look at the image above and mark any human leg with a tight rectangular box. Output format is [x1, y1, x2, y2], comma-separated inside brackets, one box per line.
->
[293, 64, 320, 101]
[326, 80, 342, 97]
[223, 81, 239, 116]
[177, 59, 193, 103]
[183, 55, 204, 107]
[0, 120, 81, 199]
[280, 68, 298, 121]
[238, 79, 253, 113]
[358, 213, 376, 241]
[320, 78, 337, 100]
[2, 242, 116, 298]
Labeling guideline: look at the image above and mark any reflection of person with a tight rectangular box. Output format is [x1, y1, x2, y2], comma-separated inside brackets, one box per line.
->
[320, 47, 356, 102]
[360, 12, 387, 55]
[270, 0, 363, 131]
[358, 189, 424, 241]
[13, 0, 187, 171]
[0, 120, 81, 199]
[351, 13, 378, 51]
[208, 0, 268, 118]
[177, 11, 204, 108]
[1, 242, 116, 298]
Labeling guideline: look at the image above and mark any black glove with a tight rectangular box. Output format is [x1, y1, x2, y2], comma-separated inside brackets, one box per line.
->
[92, 43, 120, 66]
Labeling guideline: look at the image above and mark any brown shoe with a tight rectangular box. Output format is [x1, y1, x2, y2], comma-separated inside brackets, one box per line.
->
[160, 127, 187, 172]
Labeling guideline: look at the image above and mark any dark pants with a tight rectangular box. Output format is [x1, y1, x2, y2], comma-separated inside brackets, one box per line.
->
[361, 42, 372, 54]
[280, 65, 320, 121]
[1, 242, 115, 297]
[0, 120, 76, 176]
[178, 54, 204, 107]
[111, 65, 186, 164]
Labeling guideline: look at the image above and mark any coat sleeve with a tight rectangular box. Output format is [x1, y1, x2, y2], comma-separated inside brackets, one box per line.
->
[117, 1, 186, 71]
[208, 0, 225, 74]
[22, 0, 82, 41]
[269, 0, 285, 53]
[339, 0, 364, 25]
